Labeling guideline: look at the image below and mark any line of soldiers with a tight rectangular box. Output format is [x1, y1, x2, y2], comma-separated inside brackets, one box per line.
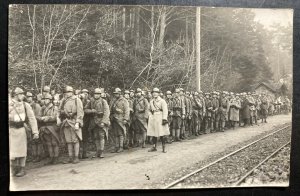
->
[9, 85, 291, 177]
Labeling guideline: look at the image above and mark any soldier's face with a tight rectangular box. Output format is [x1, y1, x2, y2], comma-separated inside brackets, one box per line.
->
[94, 94, 101, 99]
[44, 99, 50, 105]
[17, 94, 25, 101]
[152, 92, 159, 98]
[167, 94, 172, 99]
[26, 96, 33, 102]
[136, 92, 142, 97]
[65, 92, 73, 98]
[114, 93, 120, 98]
[130, 92, 135, 97]
[124, 94, 129, 99]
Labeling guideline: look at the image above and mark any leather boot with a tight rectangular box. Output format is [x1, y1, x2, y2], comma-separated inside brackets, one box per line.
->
[116, 148, 124, 153]
[73, 156, 80, 164]
[98, 150, 104, 158]
[148, 146, 157, 152]
[15, 167, 26, 177]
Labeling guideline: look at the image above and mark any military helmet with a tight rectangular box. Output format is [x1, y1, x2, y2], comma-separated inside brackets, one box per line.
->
[248, 92, 252, 95]
[43, 94, 52, 100]
[186, 91, 190, 95]
[26, 92, 33, 97]
[94, 88, 102, 94]
[136, 88, 142, 93]
[175, 88, 180, 93]
[14, 87, 24, 96]
[179, 88, 184, 92]
[64, 86, 73, 93]
[166, 91, 172, 95]
[152, 87, 160, 93]
[113, 88, 121, 94]
[198, 90, 203, 94]
[82, 89, 89, 93]
[43, 86, 50, 92]
[194, 91, 199, 95]
[124, 90, 130, 94]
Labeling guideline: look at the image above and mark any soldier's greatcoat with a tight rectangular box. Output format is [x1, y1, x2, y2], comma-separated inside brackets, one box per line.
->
[229, 98, 241, 122]
[110, 96, 130, 136]
[39, 103, 60, 144]
[58, 95, 84, 142]
[84, 97, 110, 139]
[9, 99, 39, 158]
[132, 97, 149, 133]
[147, 96, 170, 137]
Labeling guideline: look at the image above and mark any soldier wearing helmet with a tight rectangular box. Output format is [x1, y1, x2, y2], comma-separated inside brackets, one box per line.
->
[147, 88, 169, 153]
[25, 91, 43, 163]
[9, 87, 39, 177]
[165, 90, 173, 143]
[110, 88, 130, 153]
[84, 88, 110, 158]
[38, 94, 61, 165]
[57, 85, 84, 164]
[123, 90, 134, 149]
[171, 88, 185, 142]
[132, 88, 149, 148]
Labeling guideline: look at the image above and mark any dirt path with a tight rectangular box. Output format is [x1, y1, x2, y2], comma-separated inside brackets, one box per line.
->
[10, 114, 291, 190]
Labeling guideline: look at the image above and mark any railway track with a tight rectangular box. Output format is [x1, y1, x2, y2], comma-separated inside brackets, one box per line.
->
[164, 124, 291, 189]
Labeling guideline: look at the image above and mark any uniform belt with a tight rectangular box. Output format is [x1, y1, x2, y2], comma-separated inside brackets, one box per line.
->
[9, 121, 25, 129]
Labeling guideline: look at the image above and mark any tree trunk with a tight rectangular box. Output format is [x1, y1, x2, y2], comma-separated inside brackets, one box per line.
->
[122, 7, 126, 45]
[135, 7, 140, 51]
[158, 6, 166, 50]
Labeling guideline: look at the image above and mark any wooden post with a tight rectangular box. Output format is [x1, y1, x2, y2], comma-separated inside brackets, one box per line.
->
[196, 7, 201, 91]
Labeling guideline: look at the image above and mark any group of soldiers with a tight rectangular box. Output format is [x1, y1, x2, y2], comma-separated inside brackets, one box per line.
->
[9, 85, 291, 177]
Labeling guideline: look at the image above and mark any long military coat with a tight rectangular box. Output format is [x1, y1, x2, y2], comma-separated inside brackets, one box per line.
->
[229, 98, 241, 121]
[9, 99, 38, 158]
[110, 96, 130, 135]
[133, 96, 149, 132]
[147, 96, 169, 137]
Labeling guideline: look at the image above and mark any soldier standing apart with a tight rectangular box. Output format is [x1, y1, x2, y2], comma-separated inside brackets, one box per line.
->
[38, 94, 60, 165]
[110, 88, 130, 153]
[57, 86, 84, 164]
[132, 88, 149, 148]
[229, 93, 241, 129]
[260, 93, 269, 123]
[147, 88, 169, 153]
[9, 87, 39, 177]
[80, 89, 91, 159]
[171, 89, 185, 141]
[25, 92, 43, 162]
[84, 88, 110, 158]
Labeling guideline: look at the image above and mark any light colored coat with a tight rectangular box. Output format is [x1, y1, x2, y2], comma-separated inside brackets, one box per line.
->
[9, 99, 38, 159]
[229, 98, 241, 121]
[147, 96, 170, 137]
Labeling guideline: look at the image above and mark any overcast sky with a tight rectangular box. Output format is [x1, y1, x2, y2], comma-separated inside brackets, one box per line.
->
[252, 9, 293, 28]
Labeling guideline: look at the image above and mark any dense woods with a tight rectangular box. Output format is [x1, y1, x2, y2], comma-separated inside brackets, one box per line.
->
[8, 5, 292, 94]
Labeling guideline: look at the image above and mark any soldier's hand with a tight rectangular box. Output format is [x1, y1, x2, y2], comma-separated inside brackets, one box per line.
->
[100, 123, 105, 128]
[162, 119, 168, 125]
[74, 123, 79, 130]
[57, 118, 61, 126]
[182, 115, 186, 119]
[123, 119, 127, 125]
[33, 133, 39, 140]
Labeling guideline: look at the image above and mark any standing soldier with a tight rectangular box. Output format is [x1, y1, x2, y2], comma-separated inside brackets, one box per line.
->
[171, 89, 185, 142]
[123, 90, 133, 149]
[38, 94, 60, 165]
[241, 93, 251, 127]
[179, 88, 190, 139]
[147, 88, 169, 153]
[80, 89, 91, 159]
[25, 92, 43, 162]
[185, 91, 193, 137]
[84, 88, 110, 158]
[211, 92, 219, 132]
[204, 93, 213, 133]
[165, 91, 173, 142]
[132, 88, 149, 148]
[229, 93, 241, 129]
[260, 93, 269, 123]
[198, 91, 206, 135]
[9, 87, 39, 177]
[57, 86, 84, 164]
[218, 92, 230, 132]
[110, 88, 130, 153]
[190, 91, 202, 136]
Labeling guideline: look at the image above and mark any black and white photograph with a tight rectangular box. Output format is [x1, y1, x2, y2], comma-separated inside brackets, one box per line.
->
[8, 4, 292, 190]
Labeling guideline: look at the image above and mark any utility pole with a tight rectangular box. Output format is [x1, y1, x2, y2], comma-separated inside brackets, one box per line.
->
[196, 7, 201, 91]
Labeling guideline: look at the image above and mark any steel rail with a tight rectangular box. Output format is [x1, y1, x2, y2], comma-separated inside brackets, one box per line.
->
[164, 124, 291, 189]
[233, 141, 291, 186]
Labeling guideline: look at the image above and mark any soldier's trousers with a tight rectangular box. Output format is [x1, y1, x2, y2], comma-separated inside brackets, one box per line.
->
[81, 126, 89, 157]
[191, 115, 198, 135]
[42, 133, 59, 158]
[205, 117, 211, 133]
[11, 157, 26, 168]
[93, 127, 105, 151]
[111, 121, 125, 149]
